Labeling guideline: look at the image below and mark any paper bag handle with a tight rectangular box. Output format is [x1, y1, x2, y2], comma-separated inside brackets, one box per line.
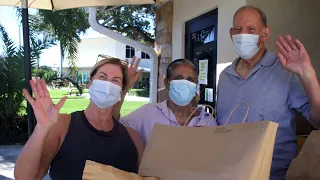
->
[184, 105, 214, 126]
[224, 103, 249, 125]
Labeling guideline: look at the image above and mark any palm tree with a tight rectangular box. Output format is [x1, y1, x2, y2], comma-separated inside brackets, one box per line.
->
[0, 24, 26, 122]
[30, 9, 90, 77]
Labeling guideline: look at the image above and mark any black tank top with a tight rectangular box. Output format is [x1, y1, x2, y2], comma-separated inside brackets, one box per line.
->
[49, 111, 138, 180]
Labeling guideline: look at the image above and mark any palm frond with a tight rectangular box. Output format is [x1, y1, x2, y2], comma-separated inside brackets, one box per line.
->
[63, 36, 79, 67]
[15, 8, 22, 23]
[30, 9, 89, 68]
[0, 24, 18, 58]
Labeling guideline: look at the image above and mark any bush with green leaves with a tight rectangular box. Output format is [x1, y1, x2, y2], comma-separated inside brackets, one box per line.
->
[128, 89, 149, 97]
[0, 24, 52, 144]
[33, 65, 58, 83]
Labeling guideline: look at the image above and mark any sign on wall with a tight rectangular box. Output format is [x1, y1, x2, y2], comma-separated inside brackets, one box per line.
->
[198, 59, 208, 85]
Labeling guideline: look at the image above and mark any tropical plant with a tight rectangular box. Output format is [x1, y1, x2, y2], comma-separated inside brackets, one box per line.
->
[53, 77, 84, 96]
[30, 9, 90, 75]
[31, 35, 55, 71]
[0, 23, 51, 144]
[15, 9, 55, 72]
[0, 25, 26, 125]
[32, 65, 58, 83]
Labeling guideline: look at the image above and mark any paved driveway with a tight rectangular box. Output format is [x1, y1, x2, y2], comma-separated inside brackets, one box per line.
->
[0, 146, 50, 180]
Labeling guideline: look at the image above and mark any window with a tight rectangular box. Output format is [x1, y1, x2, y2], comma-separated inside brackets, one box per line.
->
[126, 45, 135, 58]
[141, 52, 150, 59]
[192, 26, 215, 46]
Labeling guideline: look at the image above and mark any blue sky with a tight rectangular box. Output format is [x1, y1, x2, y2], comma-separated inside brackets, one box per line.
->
[0, 7, 22, 47]
[0, 6, 106, 66]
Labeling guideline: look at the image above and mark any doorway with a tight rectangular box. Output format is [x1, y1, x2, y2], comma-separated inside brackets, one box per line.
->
[185, 9, 218, 113]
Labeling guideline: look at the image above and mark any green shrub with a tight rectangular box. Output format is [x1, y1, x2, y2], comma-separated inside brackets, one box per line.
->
[128, 89, 149, 97]
[33, 65, 58, 82]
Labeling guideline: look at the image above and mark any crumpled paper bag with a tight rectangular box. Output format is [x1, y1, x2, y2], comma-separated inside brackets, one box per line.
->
[83, 160, 160, 180]
[286, 131, 320, 180]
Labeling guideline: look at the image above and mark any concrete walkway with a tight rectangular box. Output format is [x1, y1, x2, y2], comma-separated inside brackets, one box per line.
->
[124, 95, 150, 102]
[0, 146, 18, 180]
[0, 146, 50, 180]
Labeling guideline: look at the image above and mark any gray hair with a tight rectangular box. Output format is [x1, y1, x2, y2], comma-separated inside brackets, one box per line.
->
[233, 5, 267, 26]
[166, 59, 198, 80]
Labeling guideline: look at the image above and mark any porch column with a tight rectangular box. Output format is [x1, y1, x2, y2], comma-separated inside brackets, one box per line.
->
[156, 1, 173, 102]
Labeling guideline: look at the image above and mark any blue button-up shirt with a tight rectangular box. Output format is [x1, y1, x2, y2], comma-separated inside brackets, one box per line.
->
[216, 50, 310, 180]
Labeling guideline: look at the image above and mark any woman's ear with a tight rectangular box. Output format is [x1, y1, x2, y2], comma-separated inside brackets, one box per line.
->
[88, 77, 93, 88]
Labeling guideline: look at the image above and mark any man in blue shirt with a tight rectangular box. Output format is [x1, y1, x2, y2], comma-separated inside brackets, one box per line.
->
[216, 5, 320, 180]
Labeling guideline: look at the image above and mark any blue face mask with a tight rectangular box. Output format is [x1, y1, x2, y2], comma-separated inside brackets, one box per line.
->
[169, 80, 197, 106]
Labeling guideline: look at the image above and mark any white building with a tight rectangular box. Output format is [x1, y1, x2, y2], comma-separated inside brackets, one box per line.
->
[47, 36, 152, 85]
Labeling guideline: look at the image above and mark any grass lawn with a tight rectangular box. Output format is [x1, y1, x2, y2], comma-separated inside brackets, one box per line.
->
[120, 101, 148, 116]
[21, 89, 147, 117]
[49, 89, 88, 99]
[52, 99, 90, 114]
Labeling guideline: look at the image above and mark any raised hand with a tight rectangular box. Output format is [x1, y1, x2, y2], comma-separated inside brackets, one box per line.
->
[112, 57, 143, 119]
[23, 78, 67, 130]
[125, 56, 143, 89]
[276, 35, 313, 76]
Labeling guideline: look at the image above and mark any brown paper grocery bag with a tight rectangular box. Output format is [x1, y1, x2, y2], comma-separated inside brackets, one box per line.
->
[286, 131, 320, 180]
[82, 160, 160, 180]
[139, 121, 278, 180]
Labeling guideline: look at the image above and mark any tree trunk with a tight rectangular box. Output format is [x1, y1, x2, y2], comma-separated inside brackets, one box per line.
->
[0, 127, 8, 144]
[60, 44, 64, 78]
[5, 93, 13, 120]
[37, 59, 40, 76]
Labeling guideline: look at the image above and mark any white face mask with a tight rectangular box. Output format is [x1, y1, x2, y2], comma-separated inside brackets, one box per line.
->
[232, 33, 262, 60]
[89, 80, 122, 109]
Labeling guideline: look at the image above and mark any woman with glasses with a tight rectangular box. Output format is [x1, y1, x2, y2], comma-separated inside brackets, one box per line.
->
[14, 58, 144, 180]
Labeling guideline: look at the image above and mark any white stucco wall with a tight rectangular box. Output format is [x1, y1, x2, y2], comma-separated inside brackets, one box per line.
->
[71, 37, 118, 67]
[247, 0, 320, 79]
[172, 0, 320, 82]
[115, 41, 127, 60]
[172, 0, 246, 84]
[172, 0, 246, 63]
[49, 38, 152, 85]
[49, 37, 151, 72]
[44, 37, 120, 68]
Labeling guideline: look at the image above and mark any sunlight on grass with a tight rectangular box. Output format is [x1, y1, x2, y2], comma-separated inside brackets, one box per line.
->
[52, 99, 89, 114]
[49, 89, 86, 99]
[21, 89, 147, 116]
[121, 101, 148, 116]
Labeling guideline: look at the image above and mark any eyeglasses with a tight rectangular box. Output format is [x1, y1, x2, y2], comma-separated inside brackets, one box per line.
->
[96, 54, 128, 66]
[96, 54, 111, 63]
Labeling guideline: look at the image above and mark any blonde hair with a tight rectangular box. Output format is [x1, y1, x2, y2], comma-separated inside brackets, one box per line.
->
[90, 58, 128, 89]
